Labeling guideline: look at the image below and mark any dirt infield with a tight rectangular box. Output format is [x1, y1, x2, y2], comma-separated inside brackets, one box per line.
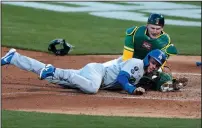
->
[2, 47, 201, 118]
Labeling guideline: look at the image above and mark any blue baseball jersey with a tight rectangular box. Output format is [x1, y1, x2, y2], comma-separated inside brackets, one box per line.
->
[102, 58, 144, 89]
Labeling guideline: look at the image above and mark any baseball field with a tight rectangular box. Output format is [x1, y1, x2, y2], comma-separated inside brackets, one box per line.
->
[1, 2, 201, 128]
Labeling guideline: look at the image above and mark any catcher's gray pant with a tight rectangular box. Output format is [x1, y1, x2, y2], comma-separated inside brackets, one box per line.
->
[10, 52, 106, 94]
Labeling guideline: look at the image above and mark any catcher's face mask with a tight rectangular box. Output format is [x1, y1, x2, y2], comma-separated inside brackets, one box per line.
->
[48, 39, 73, 56]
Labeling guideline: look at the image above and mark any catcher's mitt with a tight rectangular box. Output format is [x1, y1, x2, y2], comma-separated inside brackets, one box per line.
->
[48, 39, 73, 56]
[160, 77, 188, 92]
[158, 65, 188, 92]
[137, 70, 188, 92]
[172, 77, 188, 90]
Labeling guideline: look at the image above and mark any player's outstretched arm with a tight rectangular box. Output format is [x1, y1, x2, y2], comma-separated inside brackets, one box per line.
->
[116, 71, 145, 95]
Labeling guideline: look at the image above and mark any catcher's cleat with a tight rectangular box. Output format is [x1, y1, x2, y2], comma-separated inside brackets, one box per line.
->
[1, 48, 16, 66]
[39, 64, 55, 80]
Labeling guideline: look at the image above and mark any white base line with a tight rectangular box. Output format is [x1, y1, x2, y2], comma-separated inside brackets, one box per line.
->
[94, 95, 201, 102]
[2, 91, 55, 96]
[2, 91, 200, 102]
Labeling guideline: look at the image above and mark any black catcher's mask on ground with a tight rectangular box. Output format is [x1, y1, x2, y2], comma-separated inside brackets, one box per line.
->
[48, 39, 73, 56]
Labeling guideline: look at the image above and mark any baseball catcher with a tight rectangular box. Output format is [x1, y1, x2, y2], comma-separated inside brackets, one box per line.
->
[103, 13, 188, 92]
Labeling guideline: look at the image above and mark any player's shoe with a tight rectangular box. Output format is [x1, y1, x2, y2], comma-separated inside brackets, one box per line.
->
[1, 48, 16, 66]
[39, 64, 56, 80]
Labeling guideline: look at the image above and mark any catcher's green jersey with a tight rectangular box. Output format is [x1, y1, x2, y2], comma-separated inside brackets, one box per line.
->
[123, 25, 171, 60]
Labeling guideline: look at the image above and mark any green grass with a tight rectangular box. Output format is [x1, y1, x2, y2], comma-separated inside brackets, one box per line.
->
[2, 110, 201, 128]
[102, 1, 142, 6]
[2, 4, 201, 55]
[172, 1, 201, 6]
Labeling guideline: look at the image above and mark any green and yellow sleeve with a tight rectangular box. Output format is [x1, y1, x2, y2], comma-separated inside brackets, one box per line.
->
[122, 26, 138, 61]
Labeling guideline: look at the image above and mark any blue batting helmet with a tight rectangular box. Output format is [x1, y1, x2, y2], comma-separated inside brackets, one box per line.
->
[143, 49, 166, 67]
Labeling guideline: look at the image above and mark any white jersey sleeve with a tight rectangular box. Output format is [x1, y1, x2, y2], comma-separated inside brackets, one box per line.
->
[121, 58, 144, 85]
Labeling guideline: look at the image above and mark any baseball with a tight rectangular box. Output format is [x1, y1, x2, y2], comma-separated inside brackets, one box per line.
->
[179, 83, 183, 86]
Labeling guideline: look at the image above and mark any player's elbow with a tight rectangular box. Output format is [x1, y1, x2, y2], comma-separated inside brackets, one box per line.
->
[117, 71, 130, 86]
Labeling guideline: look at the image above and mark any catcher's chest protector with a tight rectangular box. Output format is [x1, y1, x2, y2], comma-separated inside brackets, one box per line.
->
[125, 26, 170, 59]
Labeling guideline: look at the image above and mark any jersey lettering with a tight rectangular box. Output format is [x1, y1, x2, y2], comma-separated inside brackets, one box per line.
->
[142, 41, 152, 50]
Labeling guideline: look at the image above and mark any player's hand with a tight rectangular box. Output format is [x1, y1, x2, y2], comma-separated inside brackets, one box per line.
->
[133, 87, 145, 95]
